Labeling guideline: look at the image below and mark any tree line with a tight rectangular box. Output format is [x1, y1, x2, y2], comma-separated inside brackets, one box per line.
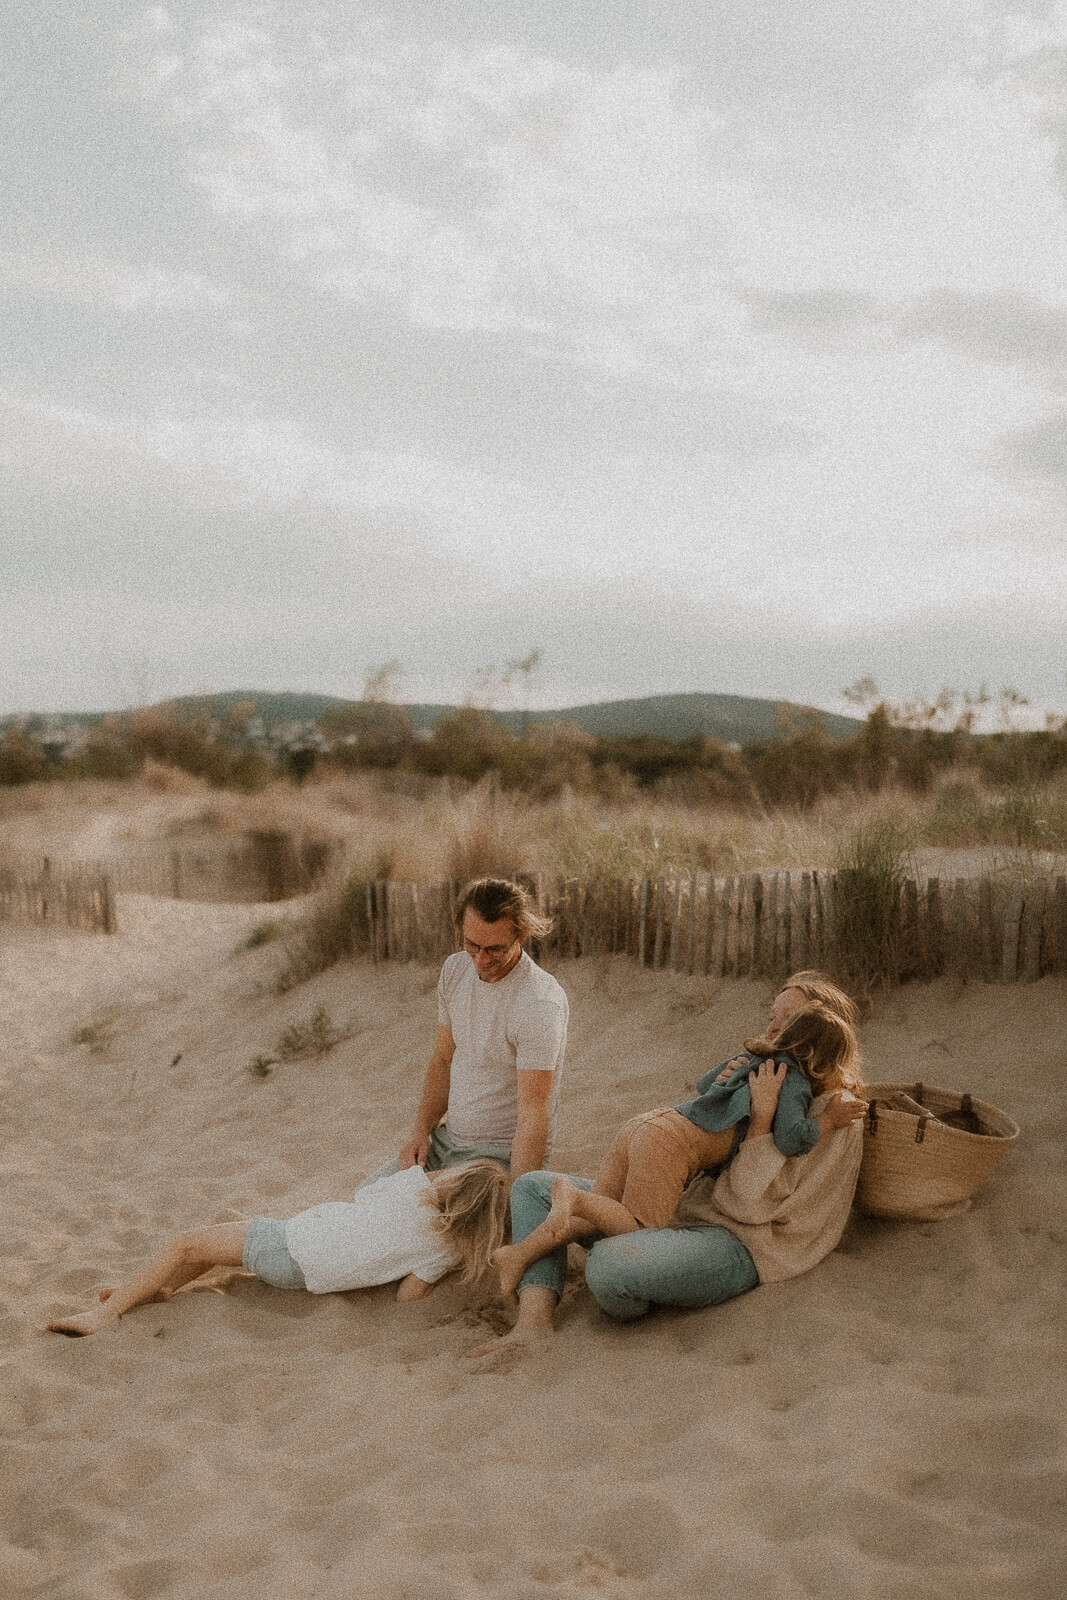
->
[3, 687, 1066, 809]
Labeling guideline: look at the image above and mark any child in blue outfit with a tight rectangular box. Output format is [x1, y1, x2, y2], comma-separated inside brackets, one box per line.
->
[676, 1045, 819, 1158]
[493, 999, 863, 1299]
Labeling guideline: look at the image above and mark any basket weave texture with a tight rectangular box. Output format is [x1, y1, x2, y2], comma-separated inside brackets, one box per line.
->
[857, 1081, 1019, 1222]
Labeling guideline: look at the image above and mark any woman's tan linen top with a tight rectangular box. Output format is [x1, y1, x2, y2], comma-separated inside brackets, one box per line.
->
[669, 1091, 864, 1284]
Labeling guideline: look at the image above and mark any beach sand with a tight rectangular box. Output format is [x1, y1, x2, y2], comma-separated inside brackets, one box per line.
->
[3, 893, 1066, 1598]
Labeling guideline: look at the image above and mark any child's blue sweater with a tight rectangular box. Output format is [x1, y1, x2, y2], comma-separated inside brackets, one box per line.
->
[674, 1052, 818, 1158]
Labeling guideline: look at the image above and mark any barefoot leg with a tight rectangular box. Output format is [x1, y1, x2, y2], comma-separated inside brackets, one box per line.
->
[466, 1285, 558, 1363]
[48, 1222, 250, 1336]
[493, 1179, 599, 1304]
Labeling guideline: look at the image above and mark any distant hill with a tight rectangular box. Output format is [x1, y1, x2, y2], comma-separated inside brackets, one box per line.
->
[17, 690, 862, 745]
[510, 693, 861, 743]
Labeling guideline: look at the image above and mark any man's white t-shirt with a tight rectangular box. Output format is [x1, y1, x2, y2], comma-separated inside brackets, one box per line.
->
[437, 949, 569, 1148]
[285, 1165, 456, 1293]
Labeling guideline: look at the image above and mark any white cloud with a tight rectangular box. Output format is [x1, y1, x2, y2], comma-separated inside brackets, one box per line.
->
[0, 251, 231, 312]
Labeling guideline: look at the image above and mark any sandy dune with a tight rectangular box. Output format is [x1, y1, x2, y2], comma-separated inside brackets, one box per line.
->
[3, 893, 1066, 1599]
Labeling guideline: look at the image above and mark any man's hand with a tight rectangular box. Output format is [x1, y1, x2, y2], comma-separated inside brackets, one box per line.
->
[400, 1025, 455, 1169]
[398, 1132, 431, 1170]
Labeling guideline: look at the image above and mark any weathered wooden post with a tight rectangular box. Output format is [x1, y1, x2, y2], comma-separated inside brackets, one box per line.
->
[751, 873, 765, 976]
[1021, 878, 1047, 983]
[781, 872, 792, 973]
[405, 882, 417, 963]
[979, 877, 995, 980]
[100, 872, 116, 934]
[767, 873, 779, 977]
[1054, 877, 1067, 974]
[1002, 879, 1024, 984]
[638, 879, 650, 967]
[713, 876, 733, 978]
[668, 875, 683, 972]
[951, 878, 968, 978]
[701, 873, 715, 974]
[927, 879, 944, 976]
[796, 872, 811, 970]
[653, 875, 667, 969]
[685, 871, 698, 975]
[366, 883, 377, 962]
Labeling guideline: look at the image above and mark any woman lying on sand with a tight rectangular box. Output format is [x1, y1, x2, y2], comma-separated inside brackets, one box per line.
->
[492, 995, 863, 1300]
[49, 1159, 508, 1336]
[470, 972, 868, 1360]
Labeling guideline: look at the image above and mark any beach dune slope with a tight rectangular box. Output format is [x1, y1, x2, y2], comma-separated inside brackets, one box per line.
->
[3, 896, 1065, 1599]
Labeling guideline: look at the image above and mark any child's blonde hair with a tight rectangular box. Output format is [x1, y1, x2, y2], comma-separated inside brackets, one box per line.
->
[745, 1000, 864, 1097]
[422, 1158, 510, 1283]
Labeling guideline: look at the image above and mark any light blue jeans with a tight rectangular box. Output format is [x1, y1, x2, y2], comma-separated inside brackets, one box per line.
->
[511, 1170, 759, 1322]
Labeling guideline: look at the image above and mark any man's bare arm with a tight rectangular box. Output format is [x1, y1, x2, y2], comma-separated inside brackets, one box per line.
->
[398, 1024, 455, 1168]
[509, 1069, 554, 1180]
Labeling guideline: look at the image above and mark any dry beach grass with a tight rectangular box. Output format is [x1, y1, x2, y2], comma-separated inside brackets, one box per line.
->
[2, 785, 1066, 1597]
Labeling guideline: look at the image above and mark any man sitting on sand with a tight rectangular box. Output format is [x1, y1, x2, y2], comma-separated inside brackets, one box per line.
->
[366, 876, 569, 1184]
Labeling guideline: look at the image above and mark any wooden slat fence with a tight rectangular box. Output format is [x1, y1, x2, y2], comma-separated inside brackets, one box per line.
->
[2, 832, 338, 913]
[361, 870, 1067, 985]
[0, 858, 115, 932]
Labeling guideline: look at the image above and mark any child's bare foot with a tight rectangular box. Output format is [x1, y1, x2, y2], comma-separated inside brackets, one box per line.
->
[100, 1285, 173, 1304]
[548, 1176, 580, 1227]
[47, 1309, 110, 1337]
[491, 1243, 527, 1305]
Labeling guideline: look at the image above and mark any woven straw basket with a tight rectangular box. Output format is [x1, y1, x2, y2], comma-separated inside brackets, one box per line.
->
[857, 1081, 1020, 1222]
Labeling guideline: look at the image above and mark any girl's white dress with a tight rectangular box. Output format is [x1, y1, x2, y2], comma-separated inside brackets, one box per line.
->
[284, 1165, 457, 1293]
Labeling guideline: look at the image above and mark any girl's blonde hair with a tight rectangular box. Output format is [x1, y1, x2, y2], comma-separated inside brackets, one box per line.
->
[422, 1158, 510, 1283]
[745, 1000, 865, 1097]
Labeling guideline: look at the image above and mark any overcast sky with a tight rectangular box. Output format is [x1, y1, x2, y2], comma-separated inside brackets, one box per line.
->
[4, 1, 1067, 718]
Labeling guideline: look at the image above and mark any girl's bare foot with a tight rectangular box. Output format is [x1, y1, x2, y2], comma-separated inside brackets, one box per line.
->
[99, 1285, 173, 1304]
[48, 1309, 110, 1337]
[548, 1176, 580, 1225]
[491, 1243, 527, 1304]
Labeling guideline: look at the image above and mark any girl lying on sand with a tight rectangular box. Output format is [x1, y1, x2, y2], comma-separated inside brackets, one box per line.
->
[493, 998, 862, 1302]
[48, 1159, 508, 1336]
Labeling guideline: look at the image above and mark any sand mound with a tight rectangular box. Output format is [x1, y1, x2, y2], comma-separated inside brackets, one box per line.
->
[3, 897, 1066, 1598]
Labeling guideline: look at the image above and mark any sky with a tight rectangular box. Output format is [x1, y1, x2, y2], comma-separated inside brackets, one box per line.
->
[4, 1, 1067, 719]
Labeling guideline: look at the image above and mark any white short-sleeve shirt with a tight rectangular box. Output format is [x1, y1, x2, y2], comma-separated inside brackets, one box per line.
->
[284, 1164, 457, 1293]
[437, 949, 569, 1148]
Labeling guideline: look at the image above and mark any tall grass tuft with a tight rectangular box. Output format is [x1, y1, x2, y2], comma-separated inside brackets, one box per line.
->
[279, 871, 371, 990]
[921, 781, 1067, 851]
[829, 822, 911, 998]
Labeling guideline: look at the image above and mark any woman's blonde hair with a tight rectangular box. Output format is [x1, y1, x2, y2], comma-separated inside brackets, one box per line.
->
[422, 1158, 510, 1283]
[745, 1000, 865, 1096]
[782, 970, 859, 1027]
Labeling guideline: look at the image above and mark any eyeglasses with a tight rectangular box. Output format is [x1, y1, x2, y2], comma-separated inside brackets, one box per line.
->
[463, 936, 518, 958]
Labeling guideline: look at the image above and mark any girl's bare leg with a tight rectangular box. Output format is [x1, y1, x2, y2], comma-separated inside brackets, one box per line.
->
[48, 1222, 250, 1336]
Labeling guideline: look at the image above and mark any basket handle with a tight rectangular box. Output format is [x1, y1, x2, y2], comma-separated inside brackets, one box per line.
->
[867, 1099, 880, 1136]
[915, 1113, 930, 1145]
[912, 1081, 925, 1104]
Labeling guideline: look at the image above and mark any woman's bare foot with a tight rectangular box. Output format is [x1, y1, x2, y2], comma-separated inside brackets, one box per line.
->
[466, 1287, 557, 1365]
